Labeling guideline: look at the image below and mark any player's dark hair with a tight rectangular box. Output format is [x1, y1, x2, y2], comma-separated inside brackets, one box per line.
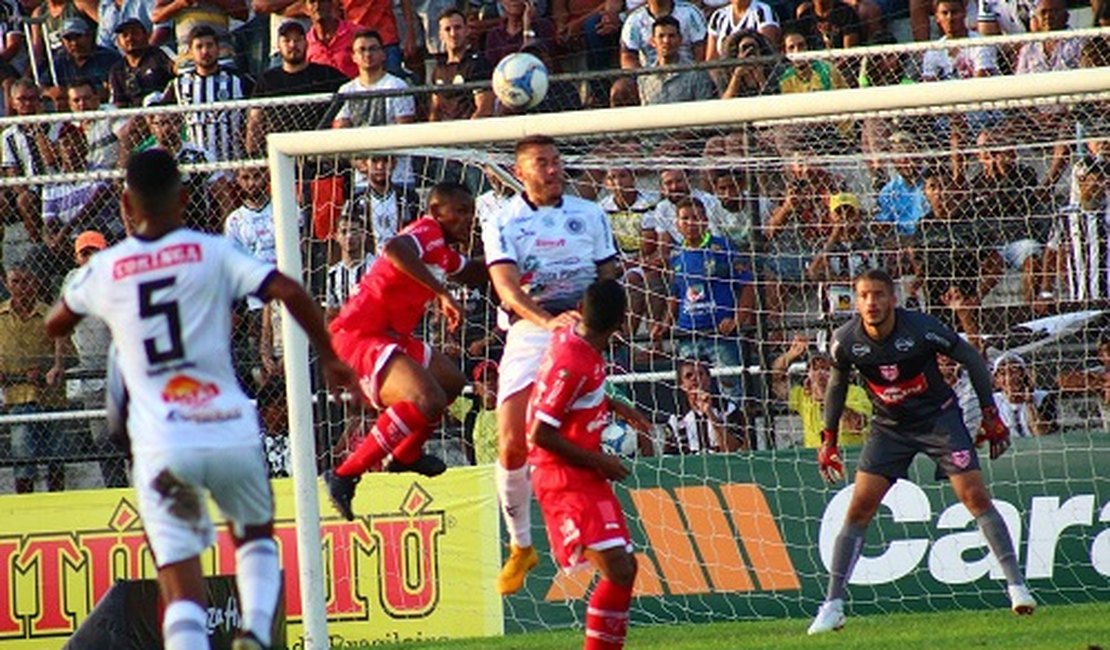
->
[581, 278, 626, 334]
[855, 267, 895, 293]
[515, 134, 557, 159]
[126, 149, 182, 214]
[427, 182, 473, 213]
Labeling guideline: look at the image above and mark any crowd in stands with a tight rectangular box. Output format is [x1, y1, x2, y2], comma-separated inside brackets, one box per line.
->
[0, 0, 1108, 490]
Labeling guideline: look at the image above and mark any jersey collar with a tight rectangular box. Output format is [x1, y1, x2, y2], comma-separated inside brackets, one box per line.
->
[522, 192, 564, 211]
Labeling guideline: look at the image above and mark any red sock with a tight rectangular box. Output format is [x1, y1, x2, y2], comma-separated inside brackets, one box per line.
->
[336, 402, 428, 476]
[391, 416, 438, 464]
[584, 579, 632, 650]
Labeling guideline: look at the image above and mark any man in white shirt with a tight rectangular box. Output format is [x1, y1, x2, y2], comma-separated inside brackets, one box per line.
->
[921, 0, 998, 80]
[45, 149, 359, 650]
[483, 135, 620, 595]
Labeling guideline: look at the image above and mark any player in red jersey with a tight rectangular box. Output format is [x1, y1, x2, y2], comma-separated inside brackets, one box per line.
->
[324, 182, 485, 520]
[528, 279, 639, 650]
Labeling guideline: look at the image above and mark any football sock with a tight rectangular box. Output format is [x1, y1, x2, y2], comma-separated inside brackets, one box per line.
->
[337, 401, 428, 476]
[391, 415, 439, 465]
[162, 599, 209, 650]
[236, 538, 280, 647]
[496, 463, 532, 548]
[584, 578, 633, 649]
[827, 521, 867, 602]
[976, 507, 1024, 586]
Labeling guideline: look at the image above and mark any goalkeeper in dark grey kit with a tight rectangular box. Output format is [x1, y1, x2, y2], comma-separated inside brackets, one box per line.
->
[808, 269, 1034, 635]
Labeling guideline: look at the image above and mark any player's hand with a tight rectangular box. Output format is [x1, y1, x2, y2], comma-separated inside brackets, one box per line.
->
[595, 453, 631, 481]
[817, 429, 844, 484]
[320, 353, 364, 405]
[438, 293, 463, 332]
[976, 405, 1011, 460]
[544, 310, 579, 331]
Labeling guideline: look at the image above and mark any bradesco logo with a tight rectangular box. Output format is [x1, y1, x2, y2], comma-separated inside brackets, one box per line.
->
[546, 483, 800, 600]
[818, 482, 1110, 585]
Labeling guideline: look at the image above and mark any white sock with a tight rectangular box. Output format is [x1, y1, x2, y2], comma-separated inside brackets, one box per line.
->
[495, 462, 532, 548]
[236, 538, 280, 646]
[162, 599, 209, 650]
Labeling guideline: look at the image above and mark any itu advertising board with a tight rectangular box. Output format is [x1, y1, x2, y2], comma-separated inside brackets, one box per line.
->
[0, 467, 502, 648]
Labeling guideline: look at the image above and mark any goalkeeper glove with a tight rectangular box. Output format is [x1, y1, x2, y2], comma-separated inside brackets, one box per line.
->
[976, 405, 1011, 460]
[817, 429, 844, 484]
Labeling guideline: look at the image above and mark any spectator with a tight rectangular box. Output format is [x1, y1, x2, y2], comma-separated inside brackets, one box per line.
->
[56, 230, 127, 487]
[551, 0, 622, 89]
[650, 166, 729, 258]
[428, 8, 494, 121]
[446, 359, 499, 465]
[107, 18, 175, 108]
[638, 15, 716, 105]
[50, 18, 122, 101]
[778, 29, 848, 94]
[2, 79, 59, 244]
[247, 19, 348, 153]
[709, 169, 762, 246]
[806, 191, 883, 312]
[621, 0, 706, 68]
[305, 0, 360, 78]
[144, 108, 221, 233]
[651, 196, 755, 403]
[91, 0, 166, 50]
[152, 0, 247, 66]
[395, 0, 450, 78]
[771, 335, 870, 448]
[992, 353, 1057, 437]
[663, 357, 747, 453]
[224, 167, 276, 267]
[484, 0, 557, 69]
[41, 124, 121, 251]
[718, 29, 779, 98]
[840, 0, 883, 41]
[0, 263, 67, 493]
[348, 154, 420, 252]
[1015, 0, 1081, 74]
[163, 25, 254, 167]
[875, 130, 930, 236]
[66, 78, 127, 170]
[339, 0, 405, 75]
[1041, 156, 1109, 302]
[324, 211, 374, 321]
[0, 0, 28, 83]
[30, 0, 95, 63]
[1057, 332, 1110, 432]
[793, 0, 862, 50]
[256, 373, 291, 477]
[921, 0, 998, 81]
[705, 0, 779, 59]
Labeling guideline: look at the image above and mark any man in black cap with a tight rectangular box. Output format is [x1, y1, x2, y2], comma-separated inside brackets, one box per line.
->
[246, 19, 348, 154]
[51, 18, 122, 100]
[108, 18, 175, 108]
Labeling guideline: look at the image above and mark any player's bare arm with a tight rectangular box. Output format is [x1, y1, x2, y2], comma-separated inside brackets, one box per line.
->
[609, 397, 651, 433]
[383, 234, 464, 330]
[45, 299, 84, 339]
[261, 272, 362, 400]
[488, 262, 578, 331]
[529, 419, 630, 481]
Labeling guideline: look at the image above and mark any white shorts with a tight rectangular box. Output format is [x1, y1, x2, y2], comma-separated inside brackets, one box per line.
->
[497, 320, 552, 406]
[132, 445, 273, 567]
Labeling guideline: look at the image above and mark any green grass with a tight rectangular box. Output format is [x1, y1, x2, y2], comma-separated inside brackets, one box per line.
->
[409, 602, 1109, 650]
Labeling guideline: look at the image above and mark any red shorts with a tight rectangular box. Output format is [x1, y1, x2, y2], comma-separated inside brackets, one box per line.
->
[532, 465, 632, 571]
[332, 329, 431, 409]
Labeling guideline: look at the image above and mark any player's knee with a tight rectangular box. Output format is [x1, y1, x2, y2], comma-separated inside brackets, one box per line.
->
[232, 522, 274, 546]
[607, 552, 637, 588]
[960, 485, 993, 514]
[413, 384, 448, 420]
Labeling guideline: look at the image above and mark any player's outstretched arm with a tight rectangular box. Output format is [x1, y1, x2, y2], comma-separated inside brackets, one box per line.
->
[530, 419, 630, 482]
[262, 273, 362, 400]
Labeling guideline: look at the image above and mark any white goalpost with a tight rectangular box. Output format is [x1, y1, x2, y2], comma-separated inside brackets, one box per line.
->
[268, 67, 1110, 649]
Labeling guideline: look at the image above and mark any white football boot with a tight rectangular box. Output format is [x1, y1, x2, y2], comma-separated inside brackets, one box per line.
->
[807, 598, 846, 635]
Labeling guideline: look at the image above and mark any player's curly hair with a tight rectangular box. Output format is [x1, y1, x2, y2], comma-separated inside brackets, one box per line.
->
[581, 278, 626, 334]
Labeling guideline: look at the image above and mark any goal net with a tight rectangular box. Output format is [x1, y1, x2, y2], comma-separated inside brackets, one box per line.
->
[268, 66, 1110, 642]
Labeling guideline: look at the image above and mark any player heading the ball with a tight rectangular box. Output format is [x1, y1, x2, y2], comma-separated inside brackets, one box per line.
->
[46, 149, 361, 650]
[324, 182, 487, 521]
[528, 278, 639, 650]
[808, 268, 1034, 635]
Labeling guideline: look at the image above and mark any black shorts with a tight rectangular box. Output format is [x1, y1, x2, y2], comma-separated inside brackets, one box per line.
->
[858, 403, 980, 481]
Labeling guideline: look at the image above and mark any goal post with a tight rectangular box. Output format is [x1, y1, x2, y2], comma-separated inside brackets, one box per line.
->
[268, 67, 1110, 649]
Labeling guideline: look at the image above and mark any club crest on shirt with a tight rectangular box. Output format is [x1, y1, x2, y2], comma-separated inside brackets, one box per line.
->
[565, 216, 585, 234]
[879, 364, 899, 381]
[951, 449, 972, 469]
[894, 337, 915, 352]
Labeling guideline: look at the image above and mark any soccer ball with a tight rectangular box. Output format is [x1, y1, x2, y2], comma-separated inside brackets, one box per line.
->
[492, 52, 549, 110]
[601, 421, 638, 458]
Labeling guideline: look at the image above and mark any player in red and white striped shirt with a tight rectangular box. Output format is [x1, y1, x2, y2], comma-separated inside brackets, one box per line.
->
[528, 279, 639, 650]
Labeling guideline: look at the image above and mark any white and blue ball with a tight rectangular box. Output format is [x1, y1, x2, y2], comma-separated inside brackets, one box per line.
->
[600, 421, 638, 458]
[492, 52, 549, 110]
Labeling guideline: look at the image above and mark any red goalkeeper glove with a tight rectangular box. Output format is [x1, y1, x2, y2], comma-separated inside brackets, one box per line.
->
[817, 429, 844, 484]
[976, 405, 1011, 460]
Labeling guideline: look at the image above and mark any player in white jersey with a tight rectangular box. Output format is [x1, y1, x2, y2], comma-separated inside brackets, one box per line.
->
[45, 150, 360, 650]
[482, 135, 620, 594]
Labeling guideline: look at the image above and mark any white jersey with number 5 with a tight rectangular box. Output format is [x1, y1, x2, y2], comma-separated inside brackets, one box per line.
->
[482, 194, 618, 316]
[63, 229, 276, 455]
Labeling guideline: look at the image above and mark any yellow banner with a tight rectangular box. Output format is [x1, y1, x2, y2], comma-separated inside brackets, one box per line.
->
[0, 465, 503, 648]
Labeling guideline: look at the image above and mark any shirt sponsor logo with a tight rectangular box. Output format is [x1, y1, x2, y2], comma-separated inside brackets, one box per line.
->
[895, 337, 915, 352]
[535, 238, 566, 249]
[167, 407, 243, 423]
[161, 374, 219, 407]
[880, 364, 900, 381]
[851, 343, 871, 357]
[113, 243, 203, 279]
[866, 373, 928, 404]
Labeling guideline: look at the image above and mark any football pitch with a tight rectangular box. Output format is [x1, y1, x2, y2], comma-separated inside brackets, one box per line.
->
[408, 601, 1108, 649]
